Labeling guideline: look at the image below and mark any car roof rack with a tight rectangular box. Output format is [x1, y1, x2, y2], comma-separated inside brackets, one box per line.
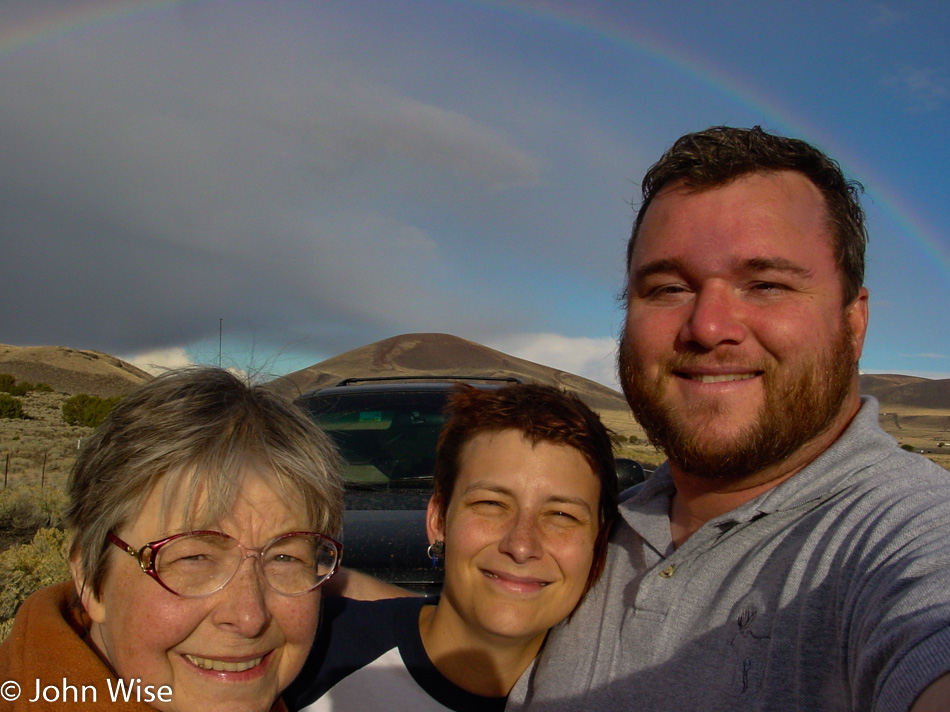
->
[333, 375, 523, 387]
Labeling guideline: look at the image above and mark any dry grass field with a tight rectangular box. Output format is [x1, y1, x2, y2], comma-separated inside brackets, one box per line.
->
[2, 389, 944, 496]
[0, 390, 91, 491]
[598, 404, 950, 473]
[877, 405, 950, 471]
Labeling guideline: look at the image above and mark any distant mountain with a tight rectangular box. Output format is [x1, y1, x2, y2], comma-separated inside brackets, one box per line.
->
[859, 374, 950, 411]
[267, 332, 630, 414]
[0, 344, 152, 397]
[4, 338, 946, 415]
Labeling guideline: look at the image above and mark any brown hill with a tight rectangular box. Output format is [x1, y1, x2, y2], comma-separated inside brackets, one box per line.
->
[0, 344, 152, 397]
[267, 333, 647, 458]
[265, 332, 651, 447]
[268, 332, 629, 410]
[859, 373, 950, 411]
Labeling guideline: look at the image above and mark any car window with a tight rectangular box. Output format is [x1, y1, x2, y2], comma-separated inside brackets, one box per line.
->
[301, 391, 448, 488]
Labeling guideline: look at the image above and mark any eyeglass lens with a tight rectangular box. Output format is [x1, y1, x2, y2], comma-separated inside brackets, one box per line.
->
[154, 532, 339, 597]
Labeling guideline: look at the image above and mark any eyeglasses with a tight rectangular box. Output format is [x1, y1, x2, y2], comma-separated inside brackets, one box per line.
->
[106, 530, 342, 598]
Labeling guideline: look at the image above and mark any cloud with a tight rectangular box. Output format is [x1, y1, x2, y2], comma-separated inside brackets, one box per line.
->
[867, 3, 903, 28]
[486, 333, 619, 389]
[900, 353, 948, 360]
[0, 10, 547, 358]
[882, 65, 948, 112]
[121, 347, 194, 375]
[306, 84, 542, 189]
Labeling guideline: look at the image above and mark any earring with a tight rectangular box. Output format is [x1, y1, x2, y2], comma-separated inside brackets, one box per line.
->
[427, 540, 445, 568]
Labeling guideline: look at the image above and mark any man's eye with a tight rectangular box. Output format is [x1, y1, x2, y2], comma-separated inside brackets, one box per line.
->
[750, 282, 787, 294]
[639, 283, 684, 299]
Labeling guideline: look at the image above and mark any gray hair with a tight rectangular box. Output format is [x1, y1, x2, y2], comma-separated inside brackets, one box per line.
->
[66, 367, 344, 597]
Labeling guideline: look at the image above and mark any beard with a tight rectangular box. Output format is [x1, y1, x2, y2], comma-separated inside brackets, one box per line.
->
[618, 323, 857, 482]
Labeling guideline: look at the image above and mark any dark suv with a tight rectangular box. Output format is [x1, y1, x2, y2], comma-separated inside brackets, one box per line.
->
[295, 376, 645, 593]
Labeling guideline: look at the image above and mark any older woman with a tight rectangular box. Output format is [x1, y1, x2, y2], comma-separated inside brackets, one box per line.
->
[0, 367, 344, 712]
[284, 383, 619, 711]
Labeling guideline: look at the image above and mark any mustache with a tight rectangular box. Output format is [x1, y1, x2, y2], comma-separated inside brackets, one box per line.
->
[662, 351, 772, 374]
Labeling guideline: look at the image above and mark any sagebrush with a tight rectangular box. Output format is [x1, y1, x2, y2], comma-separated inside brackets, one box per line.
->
[0, 527, 71, 640]
[0, 484, 67, 530]
[62, 393, 123, 427]
[0, 393, 25, 420]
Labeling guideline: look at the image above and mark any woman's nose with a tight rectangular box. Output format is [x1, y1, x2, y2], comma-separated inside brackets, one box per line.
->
[210, 555, 271, 636]
[498, 513, 543, 563]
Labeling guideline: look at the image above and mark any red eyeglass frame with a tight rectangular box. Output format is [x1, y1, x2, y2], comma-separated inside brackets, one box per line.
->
[105, 530, 343, 597]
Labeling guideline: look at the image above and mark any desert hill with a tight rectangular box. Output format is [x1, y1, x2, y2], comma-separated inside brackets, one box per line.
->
[859, 373, 950, 411]
[268, 332, 629, 412]
[0, 344, 152, 397]
[4, 337, 948, 412]
[1, 337, 948, 481]
[267, 333, 644, 446]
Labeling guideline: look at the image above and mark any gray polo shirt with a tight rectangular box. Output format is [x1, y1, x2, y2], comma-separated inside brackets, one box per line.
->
[509, 397, 950, 711]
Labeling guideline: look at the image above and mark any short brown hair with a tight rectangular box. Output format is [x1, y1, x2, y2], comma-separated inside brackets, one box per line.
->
[66, 367, 344, 597]
[433, 383, 618, 590]
[627, 126, 867, 305]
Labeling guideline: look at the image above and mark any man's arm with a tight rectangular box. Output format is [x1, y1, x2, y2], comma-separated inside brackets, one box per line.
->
[910, 671, 950, 712]
[324, 567, 421, 600]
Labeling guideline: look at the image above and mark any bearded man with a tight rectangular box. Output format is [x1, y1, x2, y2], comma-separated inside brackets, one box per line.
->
[508, 127, 950, 711]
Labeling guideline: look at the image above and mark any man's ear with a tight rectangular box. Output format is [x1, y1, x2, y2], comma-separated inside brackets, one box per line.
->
[426, 496, 446, 546]
[70, 549, 106, 624]
[847, 286, 870, 362]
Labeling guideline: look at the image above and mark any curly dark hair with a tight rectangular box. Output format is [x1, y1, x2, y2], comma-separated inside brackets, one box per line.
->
[626, 126, 867, 305]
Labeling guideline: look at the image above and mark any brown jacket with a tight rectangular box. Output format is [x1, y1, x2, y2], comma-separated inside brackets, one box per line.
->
[0, 582, 289, 712]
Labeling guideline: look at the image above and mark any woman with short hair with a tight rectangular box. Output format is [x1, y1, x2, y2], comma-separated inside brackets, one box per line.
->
[285, 382, 619, 711]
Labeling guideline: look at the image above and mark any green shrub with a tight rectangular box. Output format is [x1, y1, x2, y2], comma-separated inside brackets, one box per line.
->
[0, 393, 25, 420]
[0, 375, 51, 397]
[0, 528, 71, 638]
[62, 393, 123, 427]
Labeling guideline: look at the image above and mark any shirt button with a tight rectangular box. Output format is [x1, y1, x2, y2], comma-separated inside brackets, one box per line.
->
[659, 564, 676, 578]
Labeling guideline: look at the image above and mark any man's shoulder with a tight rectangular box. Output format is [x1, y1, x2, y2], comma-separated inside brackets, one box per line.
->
[838, 434, 949, 495]
[773, 396, 949, 509]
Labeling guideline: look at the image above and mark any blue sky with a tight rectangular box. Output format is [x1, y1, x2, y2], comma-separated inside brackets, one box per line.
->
[1, 0, 948, 389]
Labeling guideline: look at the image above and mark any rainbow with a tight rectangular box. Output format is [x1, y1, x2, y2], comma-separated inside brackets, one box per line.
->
[0, 1, 177, 58]
[474, 0, 950, 285]
[3, 0, 947, 282]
